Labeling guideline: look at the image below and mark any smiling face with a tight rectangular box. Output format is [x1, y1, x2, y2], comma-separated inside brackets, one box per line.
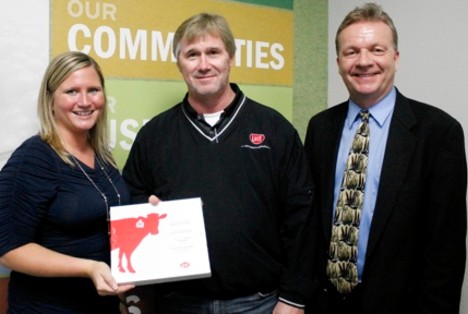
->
[52, 66, 105, 140]
[177, 33, 234, 110]
[337, 21, 399, 108]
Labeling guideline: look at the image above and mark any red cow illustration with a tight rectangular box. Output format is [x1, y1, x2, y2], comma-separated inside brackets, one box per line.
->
[111, 212, 167, 273]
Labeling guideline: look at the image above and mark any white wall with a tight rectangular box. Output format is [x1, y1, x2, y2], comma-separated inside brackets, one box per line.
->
[329, 1, 468, 313]
[0, 0, 49, 279]
[0, 0, 49, 169]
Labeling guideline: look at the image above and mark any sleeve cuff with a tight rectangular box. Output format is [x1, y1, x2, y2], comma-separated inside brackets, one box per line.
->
[278, 295, 305, 309]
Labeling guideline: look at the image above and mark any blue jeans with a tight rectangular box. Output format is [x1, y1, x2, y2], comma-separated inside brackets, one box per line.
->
[153, 291, 278, 314]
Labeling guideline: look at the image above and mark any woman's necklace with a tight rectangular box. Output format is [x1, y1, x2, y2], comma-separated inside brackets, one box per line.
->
[69, 154, 121, 235]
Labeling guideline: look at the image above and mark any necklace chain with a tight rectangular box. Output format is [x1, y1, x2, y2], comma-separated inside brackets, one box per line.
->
[69, 154, 121, 235]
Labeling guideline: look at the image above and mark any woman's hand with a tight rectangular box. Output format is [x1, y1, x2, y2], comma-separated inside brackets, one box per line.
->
[87, 261, 134, 296]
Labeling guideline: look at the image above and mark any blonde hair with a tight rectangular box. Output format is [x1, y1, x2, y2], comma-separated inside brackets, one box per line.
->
[38, 51, 116, 167]
[173, 13, 236, 59]
[335, 2, 398, 55]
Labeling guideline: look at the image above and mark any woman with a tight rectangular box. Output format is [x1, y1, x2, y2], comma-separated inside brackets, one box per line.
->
[0, 51, 133, 313]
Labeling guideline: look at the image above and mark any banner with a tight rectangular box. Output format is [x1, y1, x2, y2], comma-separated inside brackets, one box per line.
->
[51, 0, 293, 168]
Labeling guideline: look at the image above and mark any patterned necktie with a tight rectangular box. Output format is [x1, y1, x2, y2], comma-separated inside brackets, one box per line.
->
[327, 110, 370, 294]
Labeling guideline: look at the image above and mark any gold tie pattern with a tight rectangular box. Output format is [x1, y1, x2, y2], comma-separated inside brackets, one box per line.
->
[327, 110, 370, 294]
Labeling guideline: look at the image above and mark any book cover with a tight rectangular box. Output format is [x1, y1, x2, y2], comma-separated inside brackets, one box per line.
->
[110, 197, 211, 285]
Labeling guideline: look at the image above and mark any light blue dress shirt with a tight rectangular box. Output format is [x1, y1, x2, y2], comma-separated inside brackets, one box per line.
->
[333, 87, 396, 280]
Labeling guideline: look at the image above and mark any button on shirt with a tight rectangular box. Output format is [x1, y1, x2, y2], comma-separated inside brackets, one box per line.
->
[333, 87, 396, 280]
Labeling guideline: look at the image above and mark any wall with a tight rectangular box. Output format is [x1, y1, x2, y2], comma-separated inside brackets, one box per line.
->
[1, 0, 304, 170]
[0, 0, 48, 169]
[293, 0, 328, 139]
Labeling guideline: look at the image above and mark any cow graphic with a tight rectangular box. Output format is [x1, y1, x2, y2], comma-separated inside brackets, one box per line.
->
[111, 212, 167, 273]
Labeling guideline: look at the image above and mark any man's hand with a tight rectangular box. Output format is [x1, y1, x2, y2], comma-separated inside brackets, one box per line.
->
[273, 302, 304, 314]
[148, 195, 160, 205]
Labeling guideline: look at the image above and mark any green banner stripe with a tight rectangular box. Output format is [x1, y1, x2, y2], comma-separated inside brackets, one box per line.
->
[231, 0, 293, 10]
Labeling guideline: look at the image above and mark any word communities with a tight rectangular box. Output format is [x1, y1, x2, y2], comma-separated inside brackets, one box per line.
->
[68, 25, 285, 70]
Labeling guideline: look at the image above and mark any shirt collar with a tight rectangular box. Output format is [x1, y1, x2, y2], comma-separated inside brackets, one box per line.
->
[182, 83, 242, 120]
[346, 87, 396, 129]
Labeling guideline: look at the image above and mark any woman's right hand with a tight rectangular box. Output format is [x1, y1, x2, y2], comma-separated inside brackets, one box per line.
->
[88, 261, 134, 296]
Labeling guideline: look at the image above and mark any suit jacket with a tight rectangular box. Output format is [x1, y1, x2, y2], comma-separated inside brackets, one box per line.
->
[304, 89, 467, 314]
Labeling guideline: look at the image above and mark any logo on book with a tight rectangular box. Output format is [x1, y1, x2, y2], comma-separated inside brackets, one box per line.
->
[180, 262, 190, 268]
[111, 213, 167, 273]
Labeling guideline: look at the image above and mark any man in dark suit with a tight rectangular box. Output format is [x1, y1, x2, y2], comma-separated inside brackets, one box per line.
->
[304, 3, 467, 313]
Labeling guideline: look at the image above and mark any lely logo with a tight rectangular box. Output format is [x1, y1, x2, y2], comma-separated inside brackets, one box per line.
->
[249, 133, 265, 145]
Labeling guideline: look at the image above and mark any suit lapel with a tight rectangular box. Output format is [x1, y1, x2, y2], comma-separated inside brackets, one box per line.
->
[322, 104, 348, 241]
[365, 92, 418, 256]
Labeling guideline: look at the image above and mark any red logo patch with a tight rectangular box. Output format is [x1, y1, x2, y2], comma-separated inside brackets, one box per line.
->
[249, 133, 265, 145]
[180, 262, 190, 268]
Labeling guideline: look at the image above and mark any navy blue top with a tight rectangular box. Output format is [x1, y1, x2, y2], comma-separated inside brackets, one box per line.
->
[0, 135, 130, 313]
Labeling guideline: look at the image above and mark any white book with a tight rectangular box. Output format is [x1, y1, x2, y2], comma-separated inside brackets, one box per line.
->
[110, 197, 211, 285]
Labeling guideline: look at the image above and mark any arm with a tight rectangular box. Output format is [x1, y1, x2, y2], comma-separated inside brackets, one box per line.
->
[0, 243, 134, 295]
[273, 302, 304, 314]
[0, 140, 134, 296]
[277, 130, 317, 307]
[420, 119, 467, 312]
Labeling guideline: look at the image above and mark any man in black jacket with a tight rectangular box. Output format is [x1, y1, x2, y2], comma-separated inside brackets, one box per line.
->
[305, 3, 466, 313]
[123, 12, 316, 314]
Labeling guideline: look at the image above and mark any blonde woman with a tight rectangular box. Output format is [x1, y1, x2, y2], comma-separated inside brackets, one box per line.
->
[0, 51, 133, 313]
